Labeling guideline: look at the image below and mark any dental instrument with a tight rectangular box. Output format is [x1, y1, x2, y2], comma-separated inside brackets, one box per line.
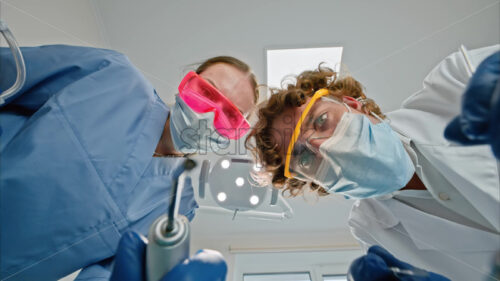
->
[146, 159, 196, 281]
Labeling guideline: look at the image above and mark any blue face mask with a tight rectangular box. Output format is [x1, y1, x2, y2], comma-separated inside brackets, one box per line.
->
[315, 112, 415, 199]
[169, 95, 230, 154]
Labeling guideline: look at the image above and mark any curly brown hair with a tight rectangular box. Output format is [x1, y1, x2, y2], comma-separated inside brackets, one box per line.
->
[245, 64, 385, 197]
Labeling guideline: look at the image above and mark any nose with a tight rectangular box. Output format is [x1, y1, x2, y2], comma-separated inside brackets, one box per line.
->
[308, 137, 327, 151]
[302, 129, 329, 152]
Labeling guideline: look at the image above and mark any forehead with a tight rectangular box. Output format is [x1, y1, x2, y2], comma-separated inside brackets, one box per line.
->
[271, 101, 309, 159]
[199, 63, 255, 115]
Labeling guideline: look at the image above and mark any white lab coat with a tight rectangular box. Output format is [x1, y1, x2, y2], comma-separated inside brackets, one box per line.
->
[348, 45, 500, 281]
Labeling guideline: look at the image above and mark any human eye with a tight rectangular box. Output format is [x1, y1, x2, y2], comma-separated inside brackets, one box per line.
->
[299, 149, 315, 169]
[292, 144, 313, 170]
[314, 112, 328, 130]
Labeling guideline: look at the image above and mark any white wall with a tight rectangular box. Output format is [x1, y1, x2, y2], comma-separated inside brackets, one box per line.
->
[232, 249, 363, 281]
[190, 226, 360, 281]
[0, 0, 108, 47]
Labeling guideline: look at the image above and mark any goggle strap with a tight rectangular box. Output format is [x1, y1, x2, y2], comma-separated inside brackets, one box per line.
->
[178, 71, 197, 93]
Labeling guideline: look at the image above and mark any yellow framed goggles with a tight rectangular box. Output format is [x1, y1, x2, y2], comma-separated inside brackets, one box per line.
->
[284, 89, 330, 178]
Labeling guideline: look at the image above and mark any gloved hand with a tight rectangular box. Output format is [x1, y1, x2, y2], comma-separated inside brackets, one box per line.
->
[444, 51, 500, 159]
[348, 245, 450, 281]
[110, 232, 227, 281]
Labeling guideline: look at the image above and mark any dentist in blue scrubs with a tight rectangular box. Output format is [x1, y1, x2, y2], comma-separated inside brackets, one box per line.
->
[0, 45, 258, 281]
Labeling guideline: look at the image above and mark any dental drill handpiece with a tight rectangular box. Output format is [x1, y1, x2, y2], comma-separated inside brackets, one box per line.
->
[146, 159, 196, 281]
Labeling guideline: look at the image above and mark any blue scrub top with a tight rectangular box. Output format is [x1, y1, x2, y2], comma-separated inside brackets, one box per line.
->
[0, 45, 198, 281]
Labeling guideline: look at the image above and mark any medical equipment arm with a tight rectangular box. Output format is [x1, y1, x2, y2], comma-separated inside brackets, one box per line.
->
[110, 231, 227, 281]
[445, 51, 500, 158]
[348, 245, 451, 281]
[0, 20, 26, 105]
[0, 45, 125, 110]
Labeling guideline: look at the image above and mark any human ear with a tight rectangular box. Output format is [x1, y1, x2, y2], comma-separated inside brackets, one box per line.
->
[342, 96, 363, 111]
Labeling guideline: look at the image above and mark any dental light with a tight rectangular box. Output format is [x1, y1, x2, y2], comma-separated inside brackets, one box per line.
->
[0, 20, 26, 105]
[249, 195, 259, 205]
[235, 177, 245, 187]
[199, 157, 293, 220]
[217, 192, 227, 202]
[221, 159, 230, 169]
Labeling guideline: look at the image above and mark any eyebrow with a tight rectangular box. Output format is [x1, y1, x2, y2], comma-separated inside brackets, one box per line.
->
[303, 103, 320, 127]
[205, 78, 245, 115]
[205, 78, 219, 89]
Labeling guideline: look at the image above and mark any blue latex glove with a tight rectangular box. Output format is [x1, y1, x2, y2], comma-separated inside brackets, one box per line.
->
[348, 246, 451, 281]
[444, 51, 500, 158]
[110, 232, 227, 281]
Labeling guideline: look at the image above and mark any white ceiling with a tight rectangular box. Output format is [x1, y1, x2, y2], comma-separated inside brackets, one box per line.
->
[91, 0, 499, 111]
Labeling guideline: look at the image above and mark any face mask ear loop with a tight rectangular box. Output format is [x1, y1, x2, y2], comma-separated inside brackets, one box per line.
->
[342, 103, 352, 113]
[370, 111, 391, 124]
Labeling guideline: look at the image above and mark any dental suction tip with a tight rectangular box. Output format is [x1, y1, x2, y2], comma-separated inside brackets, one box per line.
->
[184, 159, 196, 171]
[165, 159, 197, 234]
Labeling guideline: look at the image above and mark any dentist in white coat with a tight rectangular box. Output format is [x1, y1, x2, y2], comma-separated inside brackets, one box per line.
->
[348, 44, 500, 281]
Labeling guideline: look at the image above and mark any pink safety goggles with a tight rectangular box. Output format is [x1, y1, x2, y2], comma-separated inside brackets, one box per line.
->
[178, 71, 250, 140]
